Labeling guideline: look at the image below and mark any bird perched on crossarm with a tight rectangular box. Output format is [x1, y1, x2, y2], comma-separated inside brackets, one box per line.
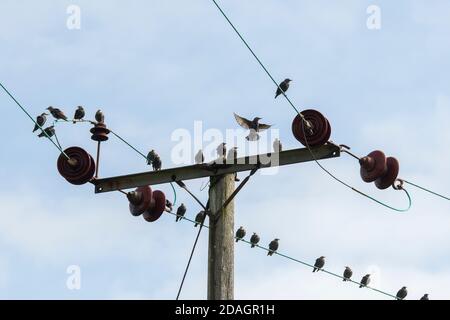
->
[267, 239, 279, 256]
[47, 107, 67, 121]
[73, 106, 85, 123]
[33, 113, 48, 132]
[175, 203, 186, 222]
[235, 226, 246, 242]
[275, 78, 292, 98]
[38, 126, 55, 138]
[313, 256, 325, 272]
[250, 232, 260, 248]
[234, 113, 271, 141]
[152, 155, 162, 171]
[195, 149, 204, 164]
[146, 149, 157, 165]
[273, 138, 282, 152]
[216, 143, 227, 159]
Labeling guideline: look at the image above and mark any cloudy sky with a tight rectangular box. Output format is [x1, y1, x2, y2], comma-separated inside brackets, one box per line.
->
[0, 0, 449, 299]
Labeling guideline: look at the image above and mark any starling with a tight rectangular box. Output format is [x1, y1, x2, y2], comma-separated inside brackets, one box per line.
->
[73, 106, 85, 123]
[420, 294, 429, 300]
[235, 226, 246, 242]
[226, 147, 238, 164]
[234, 113, 272, 141]
[195, 149, 204, 164]
[343, 266, 353, 281]
[267, 238, 279, 256]
[275, 78, 292, 99]
[38, 126, 55, 138]
[95, 109, 105, 123]
[47, 107, 67, 121]
[396, 287, 408, 300]
[313, 256, 325, 272]
[216, 143, 227, 158]
[165, 199, 173, 212]
[33, 112, 48, 132]
[146, 149, 158, 165]
[194, 211, 205, 227]
[273, 138, 282, 152]
[175, 203, 186, 222]
[250, 232, 260, 248]
[359, 274, 371, 288]
[152, 155, 162, 171]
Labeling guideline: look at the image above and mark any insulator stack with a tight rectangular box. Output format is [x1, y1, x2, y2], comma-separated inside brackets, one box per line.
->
[127, 185, 166, 222]
[57, 147, 96, 185]
[360, 150, 400, 190]
[292, 109, 331, 147]
[90, 122, 110, 142]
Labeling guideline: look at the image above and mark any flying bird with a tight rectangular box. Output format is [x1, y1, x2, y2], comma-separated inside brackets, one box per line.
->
[175, 203, 186, 222]
[359, 274, 371, 288]
[234, 113, 271, 141]
[267, 238, 279, 256]
[195, 149, 204, 164]
[396, 287, 408, 300]
[47, 107, 67, 121]
[343, 266, 353, 282]
[95, 109, 105, 123]
[73, 106, 85, 123]
[194, 211, 205, 227]
[216, 143, 227, 159]
[313, 256, 325, 272]
[250, 232, 260, 248]
[152, 155, 162, 171]
[273, 138, 282, 152]
[235, 226, 246, 242]
[33, 113, 48, 132]
[420, 294, 429, 300]
[275, 78, 292, 99]
[38, 126, 55, 138]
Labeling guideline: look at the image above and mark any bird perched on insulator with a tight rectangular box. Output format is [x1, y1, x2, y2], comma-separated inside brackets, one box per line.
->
[273, 138, 282, 152]
[33, 112, 48, 132]
[165, 199, 173, 212]
[420, 294, 429, 300]
[73, 106, 85, 123]
[195, 149, 204, 164]
[343, 266, 353, 281]
[275, 78, 292, 99]
[47, 106, 68, 121]
[359, 274, 371, 288]
[235, 226, 246, 242]
[175, 203, 186, 222]
[250, 232, 260, 248]
[216, 143, 227, 159]
[152, 155, 162, 171]
[313, 256, 325, 272]
[95, 109, 105, 123]
[38, 126, 55, 138]
[267, 238, 279, 256]
[194, 211, 205, 227]
[396, 286, 408, 300]
[234, 113, 271, 141]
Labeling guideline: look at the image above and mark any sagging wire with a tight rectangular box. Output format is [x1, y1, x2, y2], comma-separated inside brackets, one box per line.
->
[208, 0, 412, 213]
[166, 210, 399, 300]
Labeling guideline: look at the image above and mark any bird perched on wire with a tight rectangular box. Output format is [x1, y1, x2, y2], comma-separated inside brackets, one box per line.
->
[267, 239, 279, 256]
[165, 199, 173, 212]
[420, 294, 429, 300]
[275, 78, 292, 99]
[38, 126, 55, 138]
[313, 256, 325, 272]
[359, 274, 371, 288]
[47, 107, 68, 121]
[95, 109, 105, 123]
[234, 113, 271, 141]
[195, 149, 204, 164]
[73, 106, 85, 123]
[175, 203, 186, 222]
[396, 287, 408, 300]
[33, 112, 48, 132]
[194, 211, 205, 227]
[273, 138, 282, 153]
[152, 155, 162, 171]
[250, 232, 260, 248]
[343, 266, 353, 281]
[216, 143, 227, 159]
[235, 226, 246, 242]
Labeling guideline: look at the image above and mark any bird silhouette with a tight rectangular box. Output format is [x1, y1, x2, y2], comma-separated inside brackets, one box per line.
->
[359, 274, 371, 288]
[234, 113, 271, 141]
[95, 110, 105, 123]
[235, 226, 246, 242]
[73, 106, 85, 123]
[47, 107, 67, 121]
[152, 155, 162, 171]
[273, 138, 282, 152]
[250, 232, 260, 248]
[38, 126, 55, 138]
[146, 149, 158, 165]
[313, 256, 325, 272]
[396, 286, 408, 300]
[165, 199, 173, 212]
[275, 78, 292, 98]
[33, 113, 48, 132]
[267, 239, 279, 256]
[195, 149, 204, 164]
[175, 203, 186, 222]
[420, 294, 429, 300]
[194, 211, 205, 227]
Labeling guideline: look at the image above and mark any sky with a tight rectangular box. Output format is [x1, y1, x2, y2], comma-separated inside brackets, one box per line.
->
[0, 0, 450, 300]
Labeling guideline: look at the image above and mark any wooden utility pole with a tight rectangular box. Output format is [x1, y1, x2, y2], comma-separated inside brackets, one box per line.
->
[207, 173, 235, 300]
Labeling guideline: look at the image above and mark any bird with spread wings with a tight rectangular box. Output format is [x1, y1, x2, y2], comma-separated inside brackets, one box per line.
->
[233, 113, 272, 141]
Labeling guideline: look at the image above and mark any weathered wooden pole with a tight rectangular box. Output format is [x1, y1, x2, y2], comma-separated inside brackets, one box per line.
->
[207, 173, 235, 300]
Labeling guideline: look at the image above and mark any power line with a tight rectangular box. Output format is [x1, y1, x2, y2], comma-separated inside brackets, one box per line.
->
[208, 0, 412, 213]
[401, 179, 450, 202]
[167, 210, 400, 300]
